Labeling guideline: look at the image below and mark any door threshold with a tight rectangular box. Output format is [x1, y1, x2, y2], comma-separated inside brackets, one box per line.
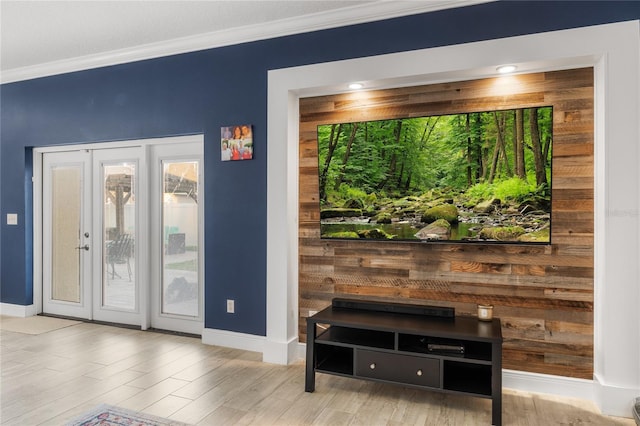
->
[147, 327, 201, 339]
[38, 313, 201, 338]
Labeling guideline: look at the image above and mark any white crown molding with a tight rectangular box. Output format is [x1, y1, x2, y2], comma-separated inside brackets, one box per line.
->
[0, 0, 492, 84]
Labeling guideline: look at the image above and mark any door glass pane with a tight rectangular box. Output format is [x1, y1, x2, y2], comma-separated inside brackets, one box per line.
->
[51, 166, 81, 303]
[162, 161, 199, 316]
[103, 163, 136, 310]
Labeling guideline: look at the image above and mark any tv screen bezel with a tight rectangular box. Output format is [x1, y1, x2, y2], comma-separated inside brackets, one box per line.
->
[315, 106, 554, 245]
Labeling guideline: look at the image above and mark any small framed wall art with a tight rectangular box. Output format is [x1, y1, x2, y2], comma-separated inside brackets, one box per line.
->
[221, 124, 253, 161]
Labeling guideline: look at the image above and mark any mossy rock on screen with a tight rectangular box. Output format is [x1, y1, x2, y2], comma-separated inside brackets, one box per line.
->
[479, 226, 525, 241]
[374, 212, 392, 224]
[357, 228, 394, 239]
[517, 228, 550, 242]
[320, 208, 362, 219]
[323, 231, 360, 239]
[415, 219, 451, 240]
[421, 204, 459, 224]
[343, 198, 364, 209]
[473, 198, 501, 214]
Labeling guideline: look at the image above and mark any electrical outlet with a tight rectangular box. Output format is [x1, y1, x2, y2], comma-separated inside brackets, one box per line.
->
[6, 214, 17, 225]
[226, 299, 235, 313]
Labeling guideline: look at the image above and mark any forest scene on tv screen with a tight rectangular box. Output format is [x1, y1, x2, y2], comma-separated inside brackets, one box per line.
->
[317, 106, 553, 243]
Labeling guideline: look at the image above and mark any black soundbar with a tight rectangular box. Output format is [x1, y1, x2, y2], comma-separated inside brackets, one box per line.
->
[332, 298, 454, 318]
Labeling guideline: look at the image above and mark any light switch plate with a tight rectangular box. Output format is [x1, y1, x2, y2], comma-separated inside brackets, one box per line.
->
[7, 214, 18, 225]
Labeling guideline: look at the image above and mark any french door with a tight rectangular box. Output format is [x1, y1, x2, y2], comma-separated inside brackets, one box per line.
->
[42, 147, 144, 325]
[40, 137, 203, 333]
[93, 147, 145, 325]
[42, 150, 93, 319]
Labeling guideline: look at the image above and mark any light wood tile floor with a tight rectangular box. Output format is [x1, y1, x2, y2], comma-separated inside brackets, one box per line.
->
[0, 321, 634, 425]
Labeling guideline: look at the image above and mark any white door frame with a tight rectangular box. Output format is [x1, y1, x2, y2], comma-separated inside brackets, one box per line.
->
[41, 150, 93, 319]
[33, 134, 204, 332]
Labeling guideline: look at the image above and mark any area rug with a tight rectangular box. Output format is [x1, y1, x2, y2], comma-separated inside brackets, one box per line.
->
[66, 404, 191, 426]
[0, 315, 81, 335]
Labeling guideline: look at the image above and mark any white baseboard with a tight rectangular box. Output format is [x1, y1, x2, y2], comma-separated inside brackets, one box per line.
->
[594, 374, 640, 418]
[0, 303, 37, 317]
[263, 336, 300, 365]
[201, 327, 265, 354]
[503, 369, 595, 401]
[201, 327, 300, 365]
[504, 370, 639, 419]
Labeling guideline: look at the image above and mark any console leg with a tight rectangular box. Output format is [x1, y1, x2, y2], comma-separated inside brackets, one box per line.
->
[492, 341, 502, 425]
[305, 318, 316, 392]
[492, 396, 501, 426]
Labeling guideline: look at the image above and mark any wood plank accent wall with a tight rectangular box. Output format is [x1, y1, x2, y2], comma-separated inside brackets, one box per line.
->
[298, 68, 594, 379]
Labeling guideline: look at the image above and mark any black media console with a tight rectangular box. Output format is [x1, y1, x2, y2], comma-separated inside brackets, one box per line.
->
[305, 298, 503, 426]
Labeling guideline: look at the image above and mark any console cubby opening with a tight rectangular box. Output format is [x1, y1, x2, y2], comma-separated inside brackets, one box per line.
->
[443, 360, 492, 396]
[316, 325, 395, 350]
[315, 344, 354, 375]
[398, 333, 492, 361]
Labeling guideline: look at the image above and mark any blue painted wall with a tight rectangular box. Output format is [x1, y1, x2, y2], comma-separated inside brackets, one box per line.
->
[1, 1, 638, 335]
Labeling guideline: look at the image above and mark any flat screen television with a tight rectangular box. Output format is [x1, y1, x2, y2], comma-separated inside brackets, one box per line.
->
[317, 106, 552, 244]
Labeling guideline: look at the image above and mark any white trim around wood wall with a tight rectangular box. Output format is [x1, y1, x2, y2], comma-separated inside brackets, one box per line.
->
[266, 21, 640, 418]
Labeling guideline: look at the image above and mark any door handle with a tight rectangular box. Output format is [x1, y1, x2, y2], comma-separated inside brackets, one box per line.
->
[75, 244, 90, 251]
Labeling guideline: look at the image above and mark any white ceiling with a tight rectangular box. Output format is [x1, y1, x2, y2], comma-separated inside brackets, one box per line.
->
[0, 0, 488, 82]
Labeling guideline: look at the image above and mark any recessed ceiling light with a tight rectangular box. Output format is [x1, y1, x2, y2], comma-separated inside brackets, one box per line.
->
[348, 82, 364, 90]
[497, 65, 517, 74]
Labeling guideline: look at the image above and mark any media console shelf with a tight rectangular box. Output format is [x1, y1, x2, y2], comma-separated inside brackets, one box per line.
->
[305, 298, 503, 426]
